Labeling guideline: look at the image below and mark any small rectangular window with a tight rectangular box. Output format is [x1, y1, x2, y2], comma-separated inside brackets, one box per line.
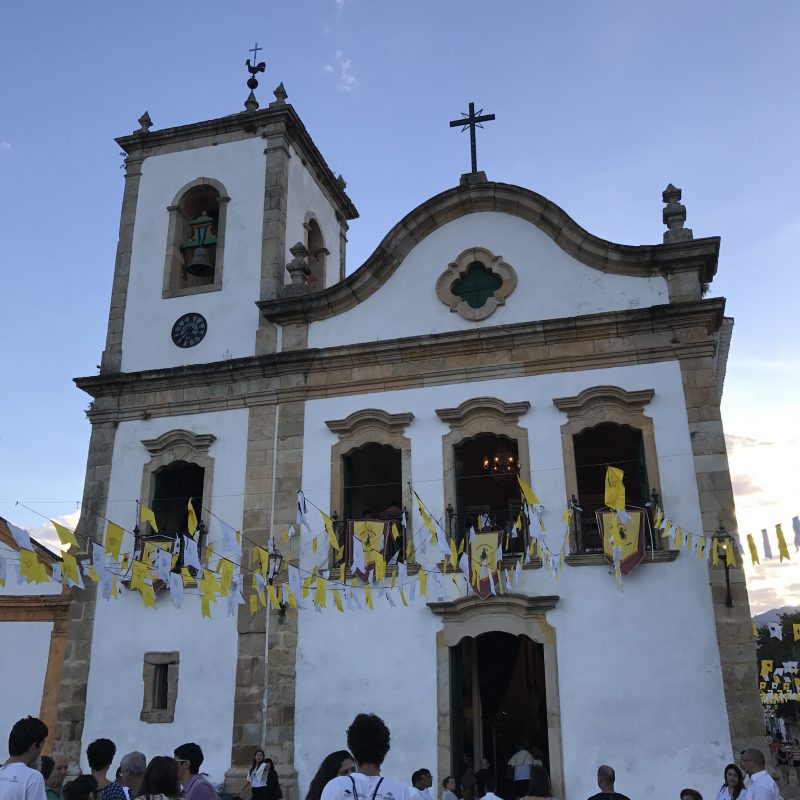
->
[153, 663, 169, 710]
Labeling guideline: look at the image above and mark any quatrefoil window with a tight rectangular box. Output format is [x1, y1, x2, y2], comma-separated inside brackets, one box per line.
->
[436, 247, 517, 321]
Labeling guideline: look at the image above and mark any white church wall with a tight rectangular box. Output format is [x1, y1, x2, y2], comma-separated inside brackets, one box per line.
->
[81, 409, 249, 784]
[285, 145, 342, 286]
[0, 620, 52, 759]
[295, 360, 731, 799]
[121, 138, 266, 373]
[307, 212, 669, 349]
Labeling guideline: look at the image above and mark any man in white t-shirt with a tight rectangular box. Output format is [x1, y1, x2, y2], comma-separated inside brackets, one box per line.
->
[480, 776, 501, 800]
[741, 749, 779, 800]
[320, 714, 412, 800]
[507, 744, 534, 799]
[0, 716, 49, 800]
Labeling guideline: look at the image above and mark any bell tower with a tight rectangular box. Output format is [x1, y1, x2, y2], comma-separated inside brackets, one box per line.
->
[99, 53, 357, 375]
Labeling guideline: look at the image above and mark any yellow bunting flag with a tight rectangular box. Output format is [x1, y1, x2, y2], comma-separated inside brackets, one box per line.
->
[181, 567, 193, 586]
[517, 475, 540, 507]
[218, 559, 234, 596]
[416, 498, 438, 544]
[724, 538, 737, 567]
[87, 565, 99, 584]
[793, 623, 800, 642]
[760, 659, 773, 678]
[391, 523, 400, 541]
[200, 596, 211, 618]
[283, 527, 289, 544]
[131, 560, 148, 591]
[312, 536, 318, 554]
[776, 524, 791, 562]
[288, 591, 298, 610]
[339, 563, 346, 586]
[747, 534, 760, 566]
[187, 499, 198, 535]
[256, 547, 270, 576]
[104, 522, 124, 561]
[302, 577, 312, 599]
[752, 622, 758, 638]
[121, 553, 130, 572]
[406, 537, 414, 559]
[674, 527, 683, 547]
[19, 549, 48, 584]
[52, 521, 79, 550]
[711, 540, 720, 567]
[374, 552, 386, 583]
[62, 552, 80, 585]
[268, 584, 281, 610]
[321, 512, 342, 558]
[332, 589, 344, 612]
[449, 539, 458, 570]
[139, 503, 159, 533]
[249, 592, 258, 615]
[604, 467, 626, 511]
[140, 583, 156, 609]
[419, 570, 427, 597]
[365, 582, 374, 609]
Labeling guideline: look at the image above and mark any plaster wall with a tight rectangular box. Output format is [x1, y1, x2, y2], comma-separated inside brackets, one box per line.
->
[295, 361, 731, 800]
[308, 212, 669, 348]
[81, 409, 249, 784]
[0, 620, 52, 759]
[121, 138, 266, 372]
[285, 145, 342, 286]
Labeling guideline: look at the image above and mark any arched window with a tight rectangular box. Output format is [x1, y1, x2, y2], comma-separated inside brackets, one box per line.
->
[163, 179, 229, 298]
[305, 217, 328, 290]
[152, 460, 204, 535]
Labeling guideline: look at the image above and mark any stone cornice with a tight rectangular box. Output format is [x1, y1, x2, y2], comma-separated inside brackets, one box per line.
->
[141, 429, 217, 456]
[76, 300, 725, 423]
[116, 104, 358, 221]
[325, 409, 414, 436]
[0, 594, 71, 622]
[427, 592, 559, 622]
[435, 397, 531, 427]
[553, 386, 655, 416]
[258, 182, 720, 324]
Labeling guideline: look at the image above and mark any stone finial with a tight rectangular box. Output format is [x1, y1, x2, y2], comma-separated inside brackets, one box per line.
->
[284, 242, 310, 293]
[335, 174, 347, 190]
[270, 82, 288, 107]
[135, 111, 153, 134]
[662, 183, 693, 243]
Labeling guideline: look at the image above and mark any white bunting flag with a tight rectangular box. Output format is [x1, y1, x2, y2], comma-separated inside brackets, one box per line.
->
[762, 529, 773, 560]
[793, 516, 800, 552]
[768, 622, 783, 640]
[8, 522, 33, 551]
[169, 572, 184, 608]
[182, 536, 201, 570]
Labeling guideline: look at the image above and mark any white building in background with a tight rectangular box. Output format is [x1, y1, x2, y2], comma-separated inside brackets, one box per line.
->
[46, 74, 762, 800]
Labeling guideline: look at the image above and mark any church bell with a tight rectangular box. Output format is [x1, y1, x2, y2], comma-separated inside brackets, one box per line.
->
[181, 211, 218, 277]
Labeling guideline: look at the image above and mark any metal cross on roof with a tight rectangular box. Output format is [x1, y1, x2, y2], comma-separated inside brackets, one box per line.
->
[449, 101, 496, 174]
[250, 42, 263, 62]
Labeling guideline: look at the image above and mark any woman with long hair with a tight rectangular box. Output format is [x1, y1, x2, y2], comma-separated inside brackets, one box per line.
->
[716, 763, 746, 800]
[139, 756, 180, 800]
[305, 751, 355, 800]
[242, 750, 268, 800]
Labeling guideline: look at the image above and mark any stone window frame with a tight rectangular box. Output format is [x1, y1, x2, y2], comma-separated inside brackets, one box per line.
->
[325, 409, 415, 564]
[140, 429, 216, 541]
[428, 593, 564, 799]
[162, 177, 231, 299]
[140, 651, 179, 723]
[435, 397, 532, 544]
[304, 212, 330, 291]
[436, 246, 518, 321]
[552, 385, 662, 556]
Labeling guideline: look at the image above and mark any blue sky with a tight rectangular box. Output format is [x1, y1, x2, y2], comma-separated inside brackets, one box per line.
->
[1, 1, 798, 610]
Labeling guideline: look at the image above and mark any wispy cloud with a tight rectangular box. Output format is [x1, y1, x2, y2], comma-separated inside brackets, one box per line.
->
[1, 141, 11, 150]
[324, 50, 358, 93]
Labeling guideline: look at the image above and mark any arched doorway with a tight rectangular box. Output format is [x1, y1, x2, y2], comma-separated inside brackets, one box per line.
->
[450, 632, 548, 798]
[429, 594, 563, 799]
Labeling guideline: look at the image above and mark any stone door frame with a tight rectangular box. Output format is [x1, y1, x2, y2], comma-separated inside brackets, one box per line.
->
[428, 594, 563, 798]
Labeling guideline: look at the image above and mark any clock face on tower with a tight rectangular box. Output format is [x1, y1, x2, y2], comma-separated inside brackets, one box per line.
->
[171, 313, 207, 348]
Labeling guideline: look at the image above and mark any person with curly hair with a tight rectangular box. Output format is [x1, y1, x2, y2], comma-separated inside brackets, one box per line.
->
[319, 714, 411, 800]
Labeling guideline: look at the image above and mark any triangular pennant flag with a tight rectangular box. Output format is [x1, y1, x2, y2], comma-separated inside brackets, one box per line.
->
[187, 499, 198, 535]
[52, 521, 78, 550]
[746, 534, 760, 565]
[104, 522, 124, 561]
[517, 475, 540, 507]
[140, 583, 156, 609]
[321, 512, 342, 558]
[139, 503, 158, 533]
[776, 524, 791, 562]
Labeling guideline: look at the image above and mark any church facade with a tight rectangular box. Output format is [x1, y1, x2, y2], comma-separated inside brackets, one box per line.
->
[55, 83, 762, 800]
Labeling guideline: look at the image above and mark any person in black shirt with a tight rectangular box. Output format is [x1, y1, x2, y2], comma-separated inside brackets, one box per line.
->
[585, 765, 630, 800]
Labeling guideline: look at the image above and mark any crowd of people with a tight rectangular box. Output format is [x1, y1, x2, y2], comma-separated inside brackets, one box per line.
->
[0, 714, 789, 800]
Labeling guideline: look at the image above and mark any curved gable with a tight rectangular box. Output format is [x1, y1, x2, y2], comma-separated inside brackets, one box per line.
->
[258, 181, 719, 328]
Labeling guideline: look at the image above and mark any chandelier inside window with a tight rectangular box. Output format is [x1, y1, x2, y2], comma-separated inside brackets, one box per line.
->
[481, 442, 519, 474]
